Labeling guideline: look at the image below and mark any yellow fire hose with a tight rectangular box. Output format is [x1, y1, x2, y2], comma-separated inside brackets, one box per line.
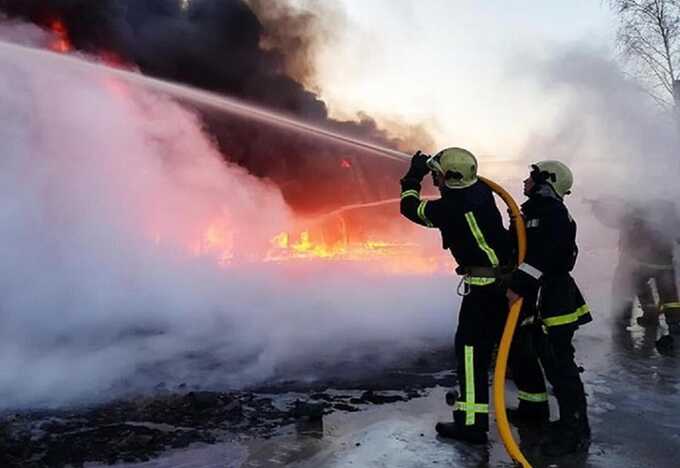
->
[479, 176, 531, 468]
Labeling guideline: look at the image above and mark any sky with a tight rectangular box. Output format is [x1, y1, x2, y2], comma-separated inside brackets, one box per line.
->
[314, 1, 618, 157]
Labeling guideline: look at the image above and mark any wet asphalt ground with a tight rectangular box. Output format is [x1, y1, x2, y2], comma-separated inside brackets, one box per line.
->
[4, 240, 678, 468]
[108, 306, 679, 468]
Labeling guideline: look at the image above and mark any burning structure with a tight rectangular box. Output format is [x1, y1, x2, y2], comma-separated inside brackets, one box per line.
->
[0, 0, 445, 272]
[0, 0, 462, 412]
[0, 0, 427, 213]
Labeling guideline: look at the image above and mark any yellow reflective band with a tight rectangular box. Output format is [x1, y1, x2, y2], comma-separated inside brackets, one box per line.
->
[543, 304, 590, 327]
[464, 212, 499, 267]
[464, 345, 475, 425]
[400, 189, 420, 200]
[464, 277, 496, 286]
[631, 260, 673, 270]
[417, 200, 434, 227]
[454, 401, 489, 413]
[518, 390, 548, 402]
[660, 302, 680, 311]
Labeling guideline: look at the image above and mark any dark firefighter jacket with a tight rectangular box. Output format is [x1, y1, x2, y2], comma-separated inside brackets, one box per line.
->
[589, 199, 679, 268]
[400, 177, 512, 285]
[619, 217, 675, 267]
[508, 192, 592, 328]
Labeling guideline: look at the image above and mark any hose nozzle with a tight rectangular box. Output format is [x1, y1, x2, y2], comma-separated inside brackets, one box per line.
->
[426, 154, 442, 174]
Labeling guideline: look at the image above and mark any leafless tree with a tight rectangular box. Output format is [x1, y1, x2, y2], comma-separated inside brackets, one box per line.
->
[609, 0, 680, 109]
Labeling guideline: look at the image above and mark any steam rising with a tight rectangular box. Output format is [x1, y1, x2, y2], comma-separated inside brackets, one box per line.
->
[1, 11, 679, 410]
[512, 46, 680, 325]
[514, 46, 680, 228]
[0, 24, 455, 409]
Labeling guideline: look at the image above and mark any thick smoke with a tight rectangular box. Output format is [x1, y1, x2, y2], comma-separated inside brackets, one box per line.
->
[0, 23, 453, 409]
[0, 0, 427, 214]
[246, 0, 342, 88]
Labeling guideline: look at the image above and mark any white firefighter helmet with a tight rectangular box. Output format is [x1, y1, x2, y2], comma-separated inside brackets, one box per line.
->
[429, 147, 478, 189]
[531, 160, 573, 197]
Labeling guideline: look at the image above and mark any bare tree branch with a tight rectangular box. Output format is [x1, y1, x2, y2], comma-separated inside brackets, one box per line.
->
[609, 0, 680, 107]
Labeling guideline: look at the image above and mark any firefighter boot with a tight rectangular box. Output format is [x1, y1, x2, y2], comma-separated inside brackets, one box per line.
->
[668, 322, 680, 335]
[506, 401, 549, 426]
[636, 303, 659, 327]
[545, 416, 590, 439]
[435, 422, 487, 444]
[541, 411, 590, 457]
[664, 307, 680, 335]
[656, 334, 674, 355]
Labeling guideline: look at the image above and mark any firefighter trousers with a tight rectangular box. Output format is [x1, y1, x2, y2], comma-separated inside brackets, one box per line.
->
[452, 283, 507, 433]
[612, 262, 680, 325]
[509, 322, 588, 424]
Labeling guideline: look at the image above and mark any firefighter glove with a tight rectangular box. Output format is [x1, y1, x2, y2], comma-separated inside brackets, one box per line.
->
[405, 150, 430, 181]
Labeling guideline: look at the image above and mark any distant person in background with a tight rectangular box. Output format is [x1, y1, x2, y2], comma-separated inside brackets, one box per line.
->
[588, 197, 680, 335]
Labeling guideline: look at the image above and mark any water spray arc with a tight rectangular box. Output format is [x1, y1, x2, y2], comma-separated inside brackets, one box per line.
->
[0, 40, 409, 163]
[1, 40, 529, 465]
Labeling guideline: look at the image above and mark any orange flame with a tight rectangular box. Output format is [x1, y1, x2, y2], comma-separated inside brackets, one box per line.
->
[48, 19, 72, 53]
[148, 214, 446, 275]
[264, 228, 447, 275]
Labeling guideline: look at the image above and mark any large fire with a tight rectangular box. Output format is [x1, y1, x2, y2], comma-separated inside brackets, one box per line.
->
[177, 206, 451, 275]
[149, 213, 449, 275]
[39, 19, 449, 276]
[264, 227, 446, 274]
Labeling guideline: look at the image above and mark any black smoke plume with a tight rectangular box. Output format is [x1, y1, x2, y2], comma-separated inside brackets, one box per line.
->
[0, 0, 427, 213]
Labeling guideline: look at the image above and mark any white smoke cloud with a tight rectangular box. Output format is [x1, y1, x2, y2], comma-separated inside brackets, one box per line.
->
[512, 44, 680, 195]
[0, 23, 456, 409]
[507, 44, 680, 326]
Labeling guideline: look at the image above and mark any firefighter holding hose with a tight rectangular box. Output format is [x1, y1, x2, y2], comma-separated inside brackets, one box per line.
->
[400, 147, 512, 444]
[505, 161, 592, 456]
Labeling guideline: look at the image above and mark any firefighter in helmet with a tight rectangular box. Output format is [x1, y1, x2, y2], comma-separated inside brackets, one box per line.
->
[400, 147, 512, 444]
[505, 161, 593, 456]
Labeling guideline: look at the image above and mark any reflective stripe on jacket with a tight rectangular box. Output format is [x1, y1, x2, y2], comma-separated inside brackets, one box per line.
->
[400, 177, 511, 271]
[509, 193, 592, 328]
